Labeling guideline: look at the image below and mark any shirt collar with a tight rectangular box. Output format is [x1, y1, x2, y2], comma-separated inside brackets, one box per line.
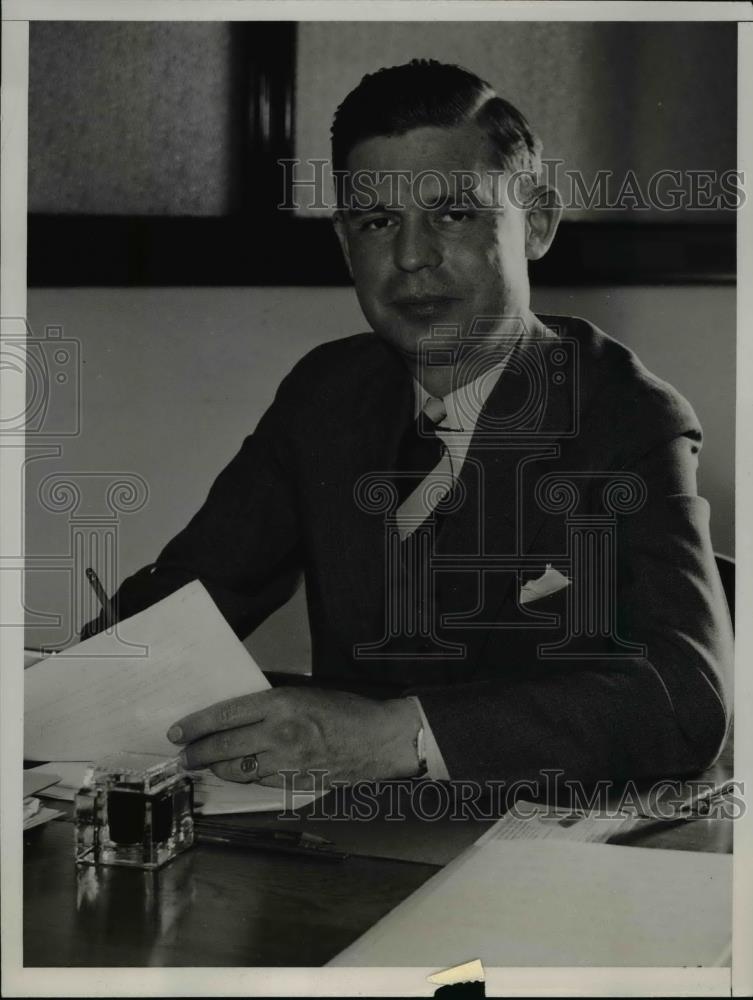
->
[413, 358, 509, 433]
[411, 316, 559, 431]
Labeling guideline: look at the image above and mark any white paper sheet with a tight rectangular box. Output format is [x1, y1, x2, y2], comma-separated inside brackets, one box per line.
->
[26, 761, 96, 801]
[330, 839, 732, 968]
[23, 796, 64, 831]
[24, 649, 48, 669]
[25, 583, 327, 814]
[24, 581, 269, 761]
[191, 771, 325, 815]
[23, 770, 62, 798]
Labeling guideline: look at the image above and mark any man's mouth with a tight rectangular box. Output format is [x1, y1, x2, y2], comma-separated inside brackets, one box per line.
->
[391, 296, 461, 318]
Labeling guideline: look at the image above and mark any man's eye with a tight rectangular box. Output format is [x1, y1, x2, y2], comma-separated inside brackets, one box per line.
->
[361, 216, 395, 232]
[438, 209, 474, 224]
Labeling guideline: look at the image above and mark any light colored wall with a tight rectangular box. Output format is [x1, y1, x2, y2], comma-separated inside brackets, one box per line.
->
[25, 285, 734, 662]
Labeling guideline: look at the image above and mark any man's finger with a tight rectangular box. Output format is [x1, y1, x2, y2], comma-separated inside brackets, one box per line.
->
[179, 723, 270, 770]
[210, 751, 273, 784]
[251, 752, 328, 793]
[168, 690, 273, 744]
[210, 751, 317, 789]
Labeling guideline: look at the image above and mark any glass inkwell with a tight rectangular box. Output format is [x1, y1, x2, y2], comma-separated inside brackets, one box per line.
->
[75, 753, 194, 869]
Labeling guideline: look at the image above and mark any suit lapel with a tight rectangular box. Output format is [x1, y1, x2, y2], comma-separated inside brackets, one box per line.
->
[438, 324, 573, 553]
[329, 319, 593, 675]
[334, 348, 414, 652]
[434, 321, 585, 663]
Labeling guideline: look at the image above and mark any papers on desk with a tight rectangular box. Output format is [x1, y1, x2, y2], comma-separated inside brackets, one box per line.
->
[330, 838, 732, 968]
[476, 800, 638, 844]
[193, 771, 324, 816]
[24, 648, 49, 669]
[27, 760, 324, 815]
[23, 769, 62, 798]
[22, 773, 64, 831]
[24, 763, 82, 801]
[23, 797, 64, 832]
[24, 581, 325, 814]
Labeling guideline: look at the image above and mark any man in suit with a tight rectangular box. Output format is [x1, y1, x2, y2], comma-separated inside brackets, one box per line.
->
[83, 60, 732, 792]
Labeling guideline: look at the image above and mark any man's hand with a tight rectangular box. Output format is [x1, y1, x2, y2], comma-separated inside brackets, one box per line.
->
[167, 688, 421, 787]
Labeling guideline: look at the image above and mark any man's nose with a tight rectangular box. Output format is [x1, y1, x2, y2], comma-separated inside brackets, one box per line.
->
[394, 216, 442, 272]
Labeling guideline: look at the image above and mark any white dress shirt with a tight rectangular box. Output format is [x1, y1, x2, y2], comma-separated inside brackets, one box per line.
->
[395, 360, 511, 540]
[399, 358, 512, 781]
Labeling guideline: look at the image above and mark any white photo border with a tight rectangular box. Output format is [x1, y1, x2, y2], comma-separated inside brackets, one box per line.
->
[2, 2, 751, 996]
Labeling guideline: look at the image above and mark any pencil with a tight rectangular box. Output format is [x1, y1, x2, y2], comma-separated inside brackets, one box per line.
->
[85, 567, 113, 628]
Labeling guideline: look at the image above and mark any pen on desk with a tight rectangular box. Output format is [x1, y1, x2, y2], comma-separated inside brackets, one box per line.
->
[86, 567, 113, 629]
[633, 779, 739, 821]
[197, 822, 333, 847]
[675, 779, 739, 817]
[194, 822, 348, 860]
[610, 780, 738, 844]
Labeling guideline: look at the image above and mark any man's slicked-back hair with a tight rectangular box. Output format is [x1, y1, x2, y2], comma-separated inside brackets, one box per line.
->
[331, 58, 542, 179]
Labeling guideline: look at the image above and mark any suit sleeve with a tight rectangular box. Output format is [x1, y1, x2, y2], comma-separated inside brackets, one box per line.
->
[410, 433, 733, 785]
[81, 381, 303, 641]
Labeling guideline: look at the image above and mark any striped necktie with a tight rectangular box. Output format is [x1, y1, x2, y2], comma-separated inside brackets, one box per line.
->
[394, 397, 448, 505]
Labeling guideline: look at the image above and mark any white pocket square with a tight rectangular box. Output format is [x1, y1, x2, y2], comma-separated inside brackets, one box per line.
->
[519, 564, 571, 605]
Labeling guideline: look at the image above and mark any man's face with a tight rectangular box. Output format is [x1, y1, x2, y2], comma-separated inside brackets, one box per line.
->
[334, 121, 533, 360]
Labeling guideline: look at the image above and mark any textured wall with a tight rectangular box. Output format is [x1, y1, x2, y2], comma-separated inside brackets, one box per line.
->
[25, 285, 734, 659]
[296, 21, 737, 219]
[29, 22, 236, 215]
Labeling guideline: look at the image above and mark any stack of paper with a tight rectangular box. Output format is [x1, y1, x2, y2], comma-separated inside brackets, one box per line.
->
[24, 763, 79, 802]
[22, 771, 64, 831]
[26, 760, 323, 816]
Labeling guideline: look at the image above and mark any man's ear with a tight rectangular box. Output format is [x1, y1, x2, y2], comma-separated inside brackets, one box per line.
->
[332, 211, 353, 278]
[524, 186, 563, 261]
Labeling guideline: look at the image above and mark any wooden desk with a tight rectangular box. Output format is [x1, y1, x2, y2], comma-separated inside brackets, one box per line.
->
[24, 729, 733, 967]
[24, 817, 439, 967]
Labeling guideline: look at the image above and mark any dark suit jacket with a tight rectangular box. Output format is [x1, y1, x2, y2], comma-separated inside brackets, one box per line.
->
[83, 315, 733, 786]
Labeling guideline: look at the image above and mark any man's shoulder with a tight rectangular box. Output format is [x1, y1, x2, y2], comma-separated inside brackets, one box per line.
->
[541, 312, 676, 394]
[289, 331, 396, 377]
[540, 313, 701, 439]
[276, 332, 405, 411]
